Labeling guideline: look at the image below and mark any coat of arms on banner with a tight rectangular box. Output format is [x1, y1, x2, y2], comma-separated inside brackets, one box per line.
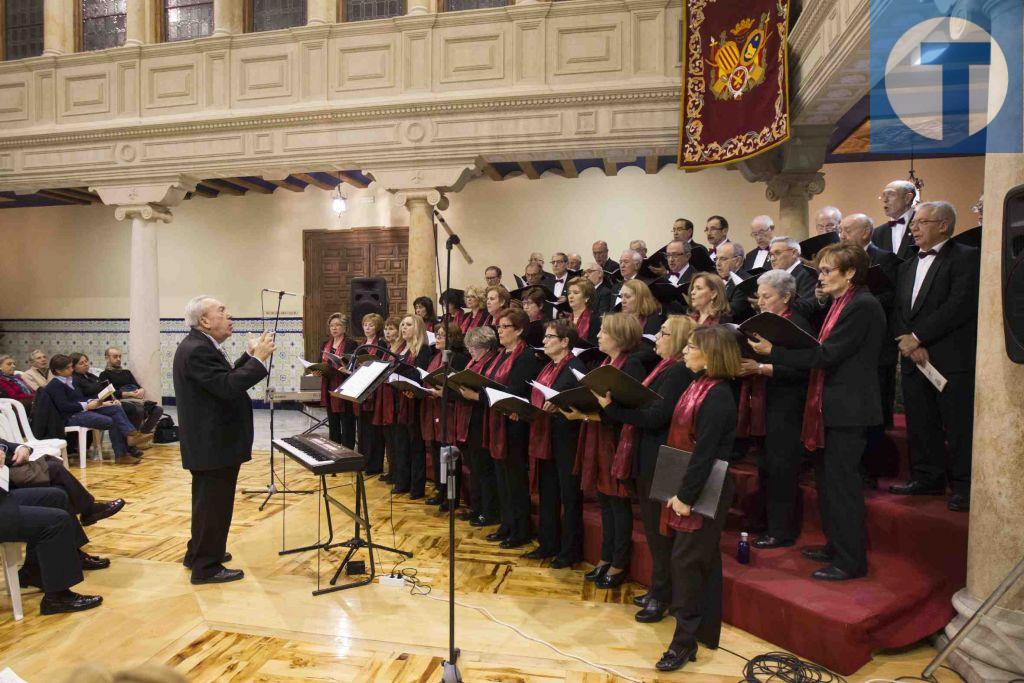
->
[708, 14, 771, 100]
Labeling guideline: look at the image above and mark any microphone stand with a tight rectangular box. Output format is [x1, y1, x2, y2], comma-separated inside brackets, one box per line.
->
[243, 289, 314, 510]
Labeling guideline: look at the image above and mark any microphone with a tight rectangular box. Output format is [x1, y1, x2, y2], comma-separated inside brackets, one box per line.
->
[262, 288, 299, 297]
[347, 343, 409, 372]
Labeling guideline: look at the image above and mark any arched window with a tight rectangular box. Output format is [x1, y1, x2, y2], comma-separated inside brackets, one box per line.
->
[443, 0, 507, 11]
[164, 0, 213, 41]
[80, 0, 126, 51]
[249, 0, 306, 32]
[343, 0, 404, 22]
[3, 0, 44, 60]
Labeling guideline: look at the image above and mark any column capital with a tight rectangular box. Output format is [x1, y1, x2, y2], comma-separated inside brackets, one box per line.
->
[391, 188, 447, 209]
[765, 171, 826, 202]
[114, 203, 174, 223]
[90, 177, 196, 207]
[367, 163, 478, 195]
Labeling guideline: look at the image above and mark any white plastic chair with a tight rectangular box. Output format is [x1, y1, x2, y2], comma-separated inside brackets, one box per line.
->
[0, 399, 69, 466]
[1, 542, 24, 621]
[63, 426, 106, 469]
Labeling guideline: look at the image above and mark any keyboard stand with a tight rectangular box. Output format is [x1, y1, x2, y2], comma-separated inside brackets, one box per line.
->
[279, 471, 412, 596]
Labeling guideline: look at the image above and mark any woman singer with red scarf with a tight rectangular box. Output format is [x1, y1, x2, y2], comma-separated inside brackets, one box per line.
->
[319, 313, 358, 448]
[748, 244, 885, 582]
[421, 321, 469, 511]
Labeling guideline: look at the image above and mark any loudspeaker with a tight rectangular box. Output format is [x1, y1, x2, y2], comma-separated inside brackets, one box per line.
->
[1002, 184, 1024, 363]
[350, 277, 389, 332]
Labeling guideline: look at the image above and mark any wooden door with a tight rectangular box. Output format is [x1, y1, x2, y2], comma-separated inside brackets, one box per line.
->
[303, 227, 409, 360]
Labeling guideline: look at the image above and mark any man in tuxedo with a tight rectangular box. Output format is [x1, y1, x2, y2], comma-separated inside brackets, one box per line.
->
[550, 252, 571, 301]
[814, 206, 842, 235]
[485, 266, 502, 287]
[567, 253, 582, 272]
[584, 262, 614, 315]
[715, 241, 754, 323]
[769, 236, 817, 303]
[524, 262, 545, 287]
[528, 252, 555, 288]
[743, 215, 774, 272]
[889, 202, 979, 512]
[592, 240, 620, 278]
[615, 249, 643, 292]
[871, 180, 919, 260]
[665, 240, 693, 287]
[704, 215, 731, 262]
[174, 296, 275, 583]
[629, 240, 649, 259]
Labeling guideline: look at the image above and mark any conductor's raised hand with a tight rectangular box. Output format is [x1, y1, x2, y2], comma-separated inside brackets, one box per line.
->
[252, 331, 276, 362]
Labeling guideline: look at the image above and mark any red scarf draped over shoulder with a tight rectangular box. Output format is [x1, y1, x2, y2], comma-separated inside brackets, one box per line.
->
[420, 350, 449, 442]
[359, 336, 382, 414]
[460, 309, 488, 334]
[574, 308, 593, 341]
[320, 338, 354, 414]
[574, 353, 630, 498]
[660, 375, 722, 534]
[801, 287, 856, 451]
[372, 340, 407, 426]
[692, 313, 720, 326]
[455, 350, 499, 443]
[611, 357, 680, 481]
[485, 340, 528, 460]
[527, 354, 574, 490]
[737, 309, 794, 438]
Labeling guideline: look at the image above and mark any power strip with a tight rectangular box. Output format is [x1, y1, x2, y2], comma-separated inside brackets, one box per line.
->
[379, 574, 406, 588]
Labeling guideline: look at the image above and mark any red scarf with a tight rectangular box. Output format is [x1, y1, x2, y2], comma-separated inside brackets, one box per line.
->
[737, 309, 793, 438]
[320, 338, 352, 414]
[660, 375, 722, 533]
[574, 353, 630, 497]
[801, 287, 857, 451]
[574, 308, 593, 340]
[359, 335, 381, 413]
[486, 340, 528, 460]
[420, 350, 447, 442]
[526, 354, 575, 492]
[455, 350, 499, 443]
[611, 357, 680, 480]
[691, 312, 720, 326]
[372, 340, 407, 426]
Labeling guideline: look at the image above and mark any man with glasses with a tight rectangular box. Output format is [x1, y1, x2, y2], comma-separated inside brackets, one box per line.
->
[814, 206, 843, 235]
[485, 266, 502, 287]
[629, 240, 649, 259]
[592, 240, 621, 279]
[664, 240, 693, 287]
[584, 262, 614, 316]
[769, 236, 817, 304]
[526, 252, 555, 289]
[871, 180, 919, 260]
[657, 218, 713, 272]
[550, 252, 571, 301]
[715, 241, 753, 323]
[743, 215, 775, 272]
[704, 215, 731, 262]
[889, 202, 979, 513]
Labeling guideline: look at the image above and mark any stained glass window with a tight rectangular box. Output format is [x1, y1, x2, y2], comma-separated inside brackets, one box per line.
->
[345, 0, 403, 22]
[4, 0, 43, 60]
[165, 0, 213, 41]
[251, 0, 306, 32]
[444, 0, 506, 11]
[81, 0, 126, 51]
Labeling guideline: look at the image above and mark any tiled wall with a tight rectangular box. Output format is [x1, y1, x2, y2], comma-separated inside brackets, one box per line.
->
[0, 318, 306, 401]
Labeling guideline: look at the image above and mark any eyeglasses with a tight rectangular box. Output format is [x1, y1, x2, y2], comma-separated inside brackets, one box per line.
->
[909, 218, 942, 228]
[542, 334, 561, 340]
[657, 329, 671, 337]
[497, 323, 515, 330]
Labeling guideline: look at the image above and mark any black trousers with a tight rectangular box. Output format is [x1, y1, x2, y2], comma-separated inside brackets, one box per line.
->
[878, 362, 896, 430]
[815, 427, 867, 575]
[358, 412, 385, 473]
[536, 450, 583, 561]
[9, 487, 87, 593]
[637, 463, 673, 602]
[597, 492, 633, 569]
[494, 447, 531, 542]
[186, 464, 240, 579]
[902, 369, 974, 496]
[467, 441, 499, 519]
[15, 459, 96, 516]
[327, 408, 356, 450]
[385, 424, 409, 488]
[669, 477, 734, 652]
[407, 420, 427, 497]
[760, 408, 804, 542]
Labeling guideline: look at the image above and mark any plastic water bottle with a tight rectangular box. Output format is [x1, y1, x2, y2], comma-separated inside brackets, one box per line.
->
[737, 532, 750, 565]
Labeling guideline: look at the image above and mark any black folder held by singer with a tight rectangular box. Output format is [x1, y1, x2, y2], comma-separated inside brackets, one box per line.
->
[483, 388, 542, 421]
[650, 445, 730, 519]
[738, 312, 820, 349]
[580, 364, 660, 408]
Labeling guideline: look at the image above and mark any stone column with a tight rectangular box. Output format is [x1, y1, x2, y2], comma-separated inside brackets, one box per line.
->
[942, 2, 1024, 681]
[307, 0, 336, 24]
[393, 189, 442, 308]
[407, 0, 430, 16]
[212, 0, 244, 36]
[114, 204, 172, 400]
[42, 0, 74, 55]
[124, 0, 147, 46]
[766, 172, 826, 239]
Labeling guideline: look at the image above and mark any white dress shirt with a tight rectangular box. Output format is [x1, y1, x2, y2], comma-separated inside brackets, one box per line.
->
[891, 208, 914, 253]
[729, 271, 744, 286]
[911, 239, 948, 307]
[752, 248, 769, 269]
[668, 264, 692, 286]
[552, 275, 568, 299]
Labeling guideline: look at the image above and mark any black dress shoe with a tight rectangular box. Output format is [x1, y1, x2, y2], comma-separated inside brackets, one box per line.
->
[584, 563, 610, 582]
[889, 480, 945, 496]
[470, 515, 499, 528]
[79, 552, 110, 570]
[81, 499, 126, 526]
[457, 509, 476, 522]
[500, 537, 530, 549]
[426, 494, 445, 506]
[596, 569, 628, 589]
[753, 535, 795, 549]
[486, 530, 509, 542]
[655, 644, 697, 672]
[408, 492, 424, 501]
[633, 591, 653, 608]
[391, 486, 409, 495]
[523, 548, 555, 560]
[801, 546, 833, 563]
[811, 565, 864, 581]
[182, 552, 232, 570]
[635, 599, 667, 623]
[40, 591, 103, 615]
[381, 473, 394, 484]
[549, 557, 578, 569]
[948, 493, 970, 512]
[191, 568, 245, 585]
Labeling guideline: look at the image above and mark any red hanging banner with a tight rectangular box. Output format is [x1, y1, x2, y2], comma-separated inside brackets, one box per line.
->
[678, 0, 791, 170]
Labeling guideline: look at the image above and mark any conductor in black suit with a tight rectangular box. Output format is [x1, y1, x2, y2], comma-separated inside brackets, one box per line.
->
[889, 202, 979, 512]
[174, 295, 275, 584]
[871, 180, 919, 260]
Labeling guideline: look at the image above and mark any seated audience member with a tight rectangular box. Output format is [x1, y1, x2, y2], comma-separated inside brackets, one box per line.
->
[0, 354, 36, 411]
[21, 349, 52, 392]
[413, 296, 437, 326]
[715, 242, 754, 323]
[70, 353, 147, 445]
[688, 272, 731, 325]
[815, 206, 842, 235]
[46, 354, 143, 464]
[485, 266, 503, 288]
[98, 347, 164, 434]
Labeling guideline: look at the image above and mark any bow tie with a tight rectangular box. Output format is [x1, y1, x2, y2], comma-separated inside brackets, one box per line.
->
[895, 217, 907, 225]
[669, 272, 681, 278]
[917, 249, 938, 259]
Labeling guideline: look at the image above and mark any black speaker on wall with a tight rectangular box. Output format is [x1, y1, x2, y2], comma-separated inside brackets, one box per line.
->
[350, 277, 389, 332]
[1002, 184, 1024, 363]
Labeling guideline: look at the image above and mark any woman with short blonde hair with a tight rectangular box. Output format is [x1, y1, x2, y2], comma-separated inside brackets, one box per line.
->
[462, 285, 489, 333]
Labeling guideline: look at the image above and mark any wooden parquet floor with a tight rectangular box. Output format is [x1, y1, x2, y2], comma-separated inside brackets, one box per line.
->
[0, 445, 957, 682]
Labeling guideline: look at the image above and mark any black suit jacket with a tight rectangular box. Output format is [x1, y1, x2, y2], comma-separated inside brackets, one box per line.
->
[769, 288, 886, 429]
[892, 241, 979, 376]
[0, 437, 28, 539]
[866, 243, 902, 366]
[872, 213, 918, 260]
[742, 248, 770, 273]
[725, 270, 754, 323]
[540, 271, 556, 290]
[678, 381, 736, 505]
[602, 259, 621, 277]
[593, 283, 615, 317]
[172, 329, 269, 471]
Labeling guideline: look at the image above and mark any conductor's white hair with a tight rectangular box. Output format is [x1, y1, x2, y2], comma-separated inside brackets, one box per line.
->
[770, 236, 802, 256]
[185, 295, 216, 328]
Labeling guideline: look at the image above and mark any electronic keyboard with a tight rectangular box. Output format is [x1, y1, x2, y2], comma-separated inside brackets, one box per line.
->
[274, 434, 365, 475]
